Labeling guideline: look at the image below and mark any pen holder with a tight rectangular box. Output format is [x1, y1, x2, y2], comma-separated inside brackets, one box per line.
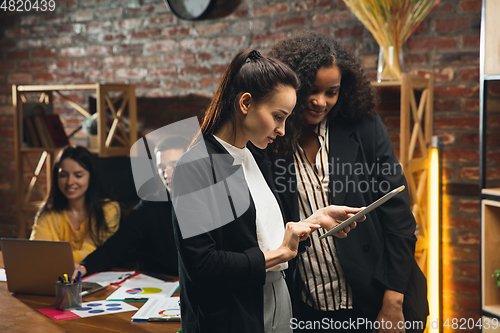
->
[55, 281, 82, 311]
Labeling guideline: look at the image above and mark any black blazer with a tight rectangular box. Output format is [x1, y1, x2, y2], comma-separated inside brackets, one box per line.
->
[171, 135, 286, 333]
[273, 115, 429, 323]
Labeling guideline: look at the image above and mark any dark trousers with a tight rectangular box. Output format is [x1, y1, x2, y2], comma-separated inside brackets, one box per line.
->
[292, 299, 374, 333]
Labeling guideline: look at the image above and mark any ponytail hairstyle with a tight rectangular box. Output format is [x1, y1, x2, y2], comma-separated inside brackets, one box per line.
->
[197, 48, 300, 145]
[36, 145, 110, 247]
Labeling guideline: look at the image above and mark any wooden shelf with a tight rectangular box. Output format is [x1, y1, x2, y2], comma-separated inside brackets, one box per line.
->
[482, 188, 500, 196]
[481, 199, 500, 319]
[12, 83, 137, 238]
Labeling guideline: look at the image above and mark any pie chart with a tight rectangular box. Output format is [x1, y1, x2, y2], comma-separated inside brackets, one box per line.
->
[126, 287, 162, 295]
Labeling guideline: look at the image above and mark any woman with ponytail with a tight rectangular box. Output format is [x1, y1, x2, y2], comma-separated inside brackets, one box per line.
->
[171, 49, 364, 333]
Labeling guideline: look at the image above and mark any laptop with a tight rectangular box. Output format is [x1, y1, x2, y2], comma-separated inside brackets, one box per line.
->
[1, 238, 75, 296]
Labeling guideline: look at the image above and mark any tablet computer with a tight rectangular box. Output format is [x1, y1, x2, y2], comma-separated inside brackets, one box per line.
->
[318, 185, 406, 240]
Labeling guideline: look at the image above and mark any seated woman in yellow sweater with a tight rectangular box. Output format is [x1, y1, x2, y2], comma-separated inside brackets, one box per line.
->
[30, 146, 120, 263]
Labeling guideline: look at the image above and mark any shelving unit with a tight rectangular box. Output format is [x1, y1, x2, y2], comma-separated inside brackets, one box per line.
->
[12, 83, 137, 238]
[372, 73, 434, 275]
[480, 0, 500, 329]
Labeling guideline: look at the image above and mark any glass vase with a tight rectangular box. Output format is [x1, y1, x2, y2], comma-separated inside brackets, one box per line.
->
[377, 45, 403, 82]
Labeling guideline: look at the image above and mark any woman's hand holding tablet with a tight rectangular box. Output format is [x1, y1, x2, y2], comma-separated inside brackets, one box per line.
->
[319, 185, 406, 240]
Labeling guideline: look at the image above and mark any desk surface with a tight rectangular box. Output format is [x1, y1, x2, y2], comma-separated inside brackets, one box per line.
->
[0, 251, 182, 333]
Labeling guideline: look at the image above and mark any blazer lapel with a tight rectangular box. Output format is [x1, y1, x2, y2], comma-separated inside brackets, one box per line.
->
[329, 117, 359, 206]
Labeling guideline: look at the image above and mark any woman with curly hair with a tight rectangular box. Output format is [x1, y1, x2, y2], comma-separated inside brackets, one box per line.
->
[30, 146, 120, 264]
[268, 32, 428, 332]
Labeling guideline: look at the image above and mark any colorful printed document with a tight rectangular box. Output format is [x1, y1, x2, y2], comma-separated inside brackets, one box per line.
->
[106, 281, 179, 301]
[83, 271, 136, 284]
[38, 301, 137, 321]
[131, 297, 180, 322]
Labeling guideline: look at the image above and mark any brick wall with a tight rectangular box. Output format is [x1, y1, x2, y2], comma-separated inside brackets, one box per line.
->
[0, 0, 497, 329]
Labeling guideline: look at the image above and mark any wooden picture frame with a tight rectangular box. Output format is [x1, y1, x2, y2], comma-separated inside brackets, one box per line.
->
[484, 0, 500, 75]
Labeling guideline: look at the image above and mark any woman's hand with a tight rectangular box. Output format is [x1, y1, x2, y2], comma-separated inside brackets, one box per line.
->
[74, 263, 87, 277]
[264, 221, 320, 269]
[305, 205, 366, 238]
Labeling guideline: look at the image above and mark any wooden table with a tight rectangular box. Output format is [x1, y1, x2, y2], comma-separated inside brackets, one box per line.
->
[0, 251, 182, 333]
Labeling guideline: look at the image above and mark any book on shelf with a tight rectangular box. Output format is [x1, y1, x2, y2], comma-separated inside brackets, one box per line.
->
[21, 102, 53, 148]
[24, 117, 41, 147]
[32, 115, 52, 148]
[43, 114, 69, 147]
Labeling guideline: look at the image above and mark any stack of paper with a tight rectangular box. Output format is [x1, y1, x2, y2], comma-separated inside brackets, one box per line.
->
[131, 297, 180, 322]
[106, 280, 179, 301]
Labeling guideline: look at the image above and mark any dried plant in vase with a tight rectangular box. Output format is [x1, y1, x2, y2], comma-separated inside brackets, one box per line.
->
[494, 269, 500, 289]
[343, 0, 440, 81]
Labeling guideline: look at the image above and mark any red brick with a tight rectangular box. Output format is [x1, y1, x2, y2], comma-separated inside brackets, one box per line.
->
[434, 116, 479, 129]
[43, 13, 68, 24]
[114, 44, 143, 55]
[131, 55, 162, 66]
[431, 2, 454, 14]
[488, 150, 500, 164]
[200, 78, 221, 87]
[251, 32, 287, 47]
[101, 33, 127, 42]
[102, 56, 131, 68]
[409, 68, 454, 82]
[197, 53, 213, 61]
[19, 15, 40, 26]
[460, 0, 481, 12]
[179, 38, 210, 50]
[8, 73, 32, 84]
[19, 62, 45, 71]
[115, 68, 146, 79]
[458, 263, 480, 279]
[147, 14, 176, 26]
[144, 40, 176, 53]
[33, 49, 57, 58]
[135, 81, 161, 90]
[17, 39, 43, 49]
[178, 79, 195, 89]
[232, 21, 266, 33]
[60, 47, 86, 58]
[195, 23, 228, 35]
[127, 4, 155, 14]
[459, 67, 479, 81]
[33, 72, 58, 82]
[444, 246, 480, 264]
[458, 199, 480, 214]
[461, 35, 480, 47]
[412, 21, 428, 35]
[96, 7, 124, 19]
[6, 51, 30, 60]
[71, 9, 94, 22]
[132, 29, 159, 39]
[161, 26, 191, 37]
[435, 18, 473, 32]
[457, 232, 480, 247]
[57, 0, 79, 9]
[213, 36, 247, 48]
[114, 18, 143, 30]
[312, 11, 351, 26]
[89, 70, 114, 81]
[271, 16, 307, 29]
[180, 65, 211, 76]
[44, 36, 72, 47]
[214, 64, 229, 75]
[334, 26, 365, 39]
[443, 216, 479, 230]
[47, 60, 72, 70]
[434, 99, 458, 112]
[293, 0, 331, 11]
[58, 72, 85, 81]
[458, 295, 480, 312]
[0, 40, 16, 50]
[461, 99, 479, 113]
[4, 28, 28, 38]
[434, 86, 478, 98]
[407, 36, 456, 50]
[86, 21, 113, 33]
[86, 46, 113, 56]
[30, 26, 55, 36]
[443, 148, 479, 163]
[164, 52, 196, 65]
[147, 67, 177, 78]
[405, 53, 428, 65]
[73, 58, 100, 69]
[490, 115, 500, 129]
[435, 132, 457, 145]
[253, 3, 289, 17]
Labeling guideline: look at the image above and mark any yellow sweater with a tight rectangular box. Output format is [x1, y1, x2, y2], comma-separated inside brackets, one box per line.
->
[29, 201, 120, 263]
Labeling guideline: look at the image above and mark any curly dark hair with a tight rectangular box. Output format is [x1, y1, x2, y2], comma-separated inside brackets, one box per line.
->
[267, 31, 375, 159]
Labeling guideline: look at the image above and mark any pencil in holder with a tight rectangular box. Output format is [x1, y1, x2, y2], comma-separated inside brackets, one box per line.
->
[55, 281, 82, 311]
